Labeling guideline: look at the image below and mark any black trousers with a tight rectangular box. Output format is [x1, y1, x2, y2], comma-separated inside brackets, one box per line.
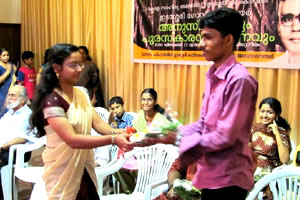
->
[201, 186, 248, 200]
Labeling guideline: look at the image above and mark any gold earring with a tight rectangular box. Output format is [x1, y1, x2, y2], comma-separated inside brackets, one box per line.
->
[56, 73, 59, 79]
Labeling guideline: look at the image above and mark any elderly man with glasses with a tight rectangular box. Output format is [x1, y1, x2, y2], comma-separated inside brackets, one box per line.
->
[268, 0, 300, 66]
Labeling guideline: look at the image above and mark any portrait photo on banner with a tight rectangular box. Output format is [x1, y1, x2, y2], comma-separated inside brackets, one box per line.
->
[132, 0, 300, 69]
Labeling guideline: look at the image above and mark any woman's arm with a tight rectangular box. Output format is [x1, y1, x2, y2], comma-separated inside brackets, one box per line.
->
[0, 64, 11, 83]
[13, 64, 17, 72]
[47, 116, 132, 151]
[269, 121, 290, 164]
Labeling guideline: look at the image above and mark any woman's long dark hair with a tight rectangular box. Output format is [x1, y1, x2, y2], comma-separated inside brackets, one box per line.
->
[259, 97, 291, 131]
[141, 88, 172, 122]
[30, 44, 79, 137]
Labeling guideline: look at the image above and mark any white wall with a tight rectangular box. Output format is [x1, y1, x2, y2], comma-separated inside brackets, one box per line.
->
[0, 0, 21, 23]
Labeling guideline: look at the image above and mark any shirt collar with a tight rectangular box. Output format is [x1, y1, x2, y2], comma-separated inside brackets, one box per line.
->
[115, 112, 127, 122]
[7, 104, 28, 115]
[207, 54, 237, 80]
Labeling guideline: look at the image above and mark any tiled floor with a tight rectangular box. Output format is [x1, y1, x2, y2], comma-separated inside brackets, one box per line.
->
[16, 146, 44, 200]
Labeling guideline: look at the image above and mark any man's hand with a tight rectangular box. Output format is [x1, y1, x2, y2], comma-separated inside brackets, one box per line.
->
[114, 134, 134, 152]
[108, 112, 117, 127]
[134, 131, 178, 147]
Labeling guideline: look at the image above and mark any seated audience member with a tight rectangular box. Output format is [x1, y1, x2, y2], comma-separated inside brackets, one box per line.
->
[0, 85, 36, 199]
[154, 159, 197, 200]
[250, 97, 291, 199]
[17, 51, 36, 102]
[76, 46, 105, 107]
[133, 88, 172, 132]
[108, 96, 134, 129]
[116, 88, 173, 194]
[107, 96, 136, 194]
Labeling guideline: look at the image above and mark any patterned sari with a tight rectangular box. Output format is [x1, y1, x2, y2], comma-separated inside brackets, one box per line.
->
[250, 123, 290, 172]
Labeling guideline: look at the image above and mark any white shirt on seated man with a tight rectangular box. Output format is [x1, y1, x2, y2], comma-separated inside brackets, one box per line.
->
[0, 85, 36, 153]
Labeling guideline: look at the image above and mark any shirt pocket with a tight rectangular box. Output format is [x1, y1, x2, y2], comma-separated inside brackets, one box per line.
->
[204, 90, 224, 127]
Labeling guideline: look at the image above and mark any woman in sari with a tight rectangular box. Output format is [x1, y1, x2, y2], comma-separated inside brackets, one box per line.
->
[113, 88, 173, 194]
[30, 43, 133, 200]
[250, 97, 291, 199]
[76, 46, 105, 107]
[0, 48, 16, 118]
[250, 97, 291, 173]
[133, 88, 172, 132]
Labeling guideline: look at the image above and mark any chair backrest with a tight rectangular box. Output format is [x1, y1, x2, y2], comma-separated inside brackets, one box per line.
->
[94, 107, 110, 123]
[246, 165, 300, 200]
[1, 137, 45, 200]
[133, 144, 179, 194]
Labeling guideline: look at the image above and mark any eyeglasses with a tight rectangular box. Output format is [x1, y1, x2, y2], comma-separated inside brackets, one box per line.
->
[280, 13, 300, 27]
[65, 62, 85, 70]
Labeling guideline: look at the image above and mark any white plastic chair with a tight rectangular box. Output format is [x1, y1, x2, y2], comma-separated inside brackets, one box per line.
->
[94, 107, 110, 123]
[98, 144, 179, 200]
[94, 144, 119, 195]
[12, 137, 46, 200]
[0, 136, 45, 200]
[1, 144, 22, 200]
[246, 165, 300, 200]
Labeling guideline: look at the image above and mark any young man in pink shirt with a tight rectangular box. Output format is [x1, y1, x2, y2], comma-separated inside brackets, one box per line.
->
[17, 51, 36, 101]
[178, 7, 258, 200]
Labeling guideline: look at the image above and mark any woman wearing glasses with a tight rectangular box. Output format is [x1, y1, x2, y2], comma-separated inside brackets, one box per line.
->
[268, 0, 300, 66]
[30, 44, 133, 200]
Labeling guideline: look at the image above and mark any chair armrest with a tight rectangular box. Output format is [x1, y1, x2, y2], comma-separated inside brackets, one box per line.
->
[15, 166, 44, 183]
[95, 149, 136, 178]
[14, 140, 45, 168]
[144, 179, 168, 200]
[95, 148, 138, 196]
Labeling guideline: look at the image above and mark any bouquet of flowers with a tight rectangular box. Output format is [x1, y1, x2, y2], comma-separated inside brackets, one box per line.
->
[145, 120, 181, 138]
[129, 121, 181, 142]
[173, 179, 201, 200]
